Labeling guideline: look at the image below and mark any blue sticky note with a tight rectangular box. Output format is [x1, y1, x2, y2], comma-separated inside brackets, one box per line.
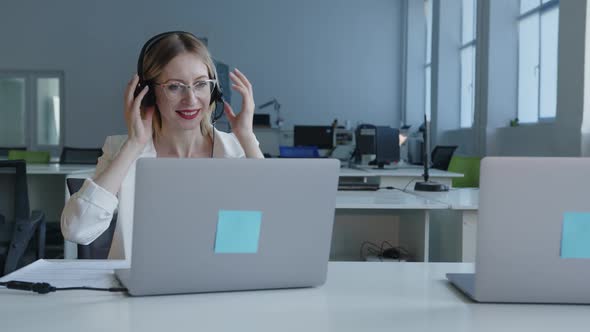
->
[561, 212, 590, 259]
[214, 210, 262, 254]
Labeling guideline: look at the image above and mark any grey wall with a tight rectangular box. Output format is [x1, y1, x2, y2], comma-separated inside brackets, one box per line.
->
[0, 0, 403, 147]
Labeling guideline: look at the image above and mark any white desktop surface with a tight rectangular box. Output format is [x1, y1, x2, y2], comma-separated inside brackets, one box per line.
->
[408, 188, 479, 210]
[0, 261, 588, 331]
[25, 163, 96, 175]
[336, 189, 448, 210]
[340, 164, 463, 178]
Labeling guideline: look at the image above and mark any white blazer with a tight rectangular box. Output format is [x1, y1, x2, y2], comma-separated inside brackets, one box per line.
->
[61, 129, 251, 261]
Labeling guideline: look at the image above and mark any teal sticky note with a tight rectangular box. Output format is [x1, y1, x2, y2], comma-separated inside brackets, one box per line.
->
[561, 212, 590, 259]
[215, 210, 262, 254]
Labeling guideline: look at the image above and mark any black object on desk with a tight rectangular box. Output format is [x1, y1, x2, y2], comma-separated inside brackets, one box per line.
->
[414, 115, 448, 192]
[294, 125, 334, 149]
[371, 126, 400, 169]
[253, 114, 271, 127]
[60, 147, 103, 164]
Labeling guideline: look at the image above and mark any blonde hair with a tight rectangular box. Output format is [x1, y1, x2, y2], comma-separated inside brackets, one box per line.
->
[141, 32, 219, 138]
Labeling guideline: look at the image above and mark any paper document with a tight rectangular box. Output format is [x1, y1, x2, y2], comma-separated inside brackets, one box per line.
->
[0, 259, 129, 289]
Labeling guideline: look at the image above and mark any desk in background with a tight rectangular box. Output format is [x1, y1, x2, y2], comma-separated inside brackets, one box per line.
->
[17, 163, 472, 262]
[336, 189, 479, 262]
[408, 188, 479, 262]
[20, 164, 95, 258]
[0, 260, 587, 332]
[340, 164, 463, 189]
[336, 190, 448, 262]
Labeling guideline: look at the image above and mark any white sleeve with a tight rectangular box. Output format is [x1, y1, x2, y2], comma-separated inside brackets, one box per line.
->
[60, 137, 119, 245]
[229, 133, 259, 158]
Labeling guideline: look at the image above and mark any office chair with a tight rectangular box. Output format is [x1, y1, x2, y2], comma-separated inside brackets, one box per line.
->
[430, 145, 458, 170]
[448, 156, 481, 187]
[60, 147, 103, 164]
[66, 178, 117, 259]
[0, 160, 46, 276]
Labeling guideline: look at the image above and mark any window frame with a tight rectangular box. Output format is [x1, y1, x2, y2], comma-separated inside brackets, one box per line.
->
[459, 0, 478, 128]
[0, 70, 65, 157]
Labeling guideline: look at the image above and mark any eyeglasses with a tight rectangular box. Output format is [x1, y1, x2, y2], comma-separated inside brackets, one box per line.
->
[154, 79, 217, 101]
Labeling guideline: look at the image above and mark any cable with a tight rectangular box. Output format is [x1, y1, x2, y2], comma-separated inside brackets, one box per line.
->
[378, 186, 397, 190]
[402, 177, 420, 192]
[360, 241, 381, 261]
[359, 240, 413, 262]
[211, 122, 216, 158]
[0, 281, 127, 294]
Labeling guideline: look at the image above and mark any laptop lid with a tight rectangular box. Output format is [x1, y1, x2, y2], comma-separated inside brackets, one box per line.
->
[474, 157, 590, 303]
[122, 158, 339, 296]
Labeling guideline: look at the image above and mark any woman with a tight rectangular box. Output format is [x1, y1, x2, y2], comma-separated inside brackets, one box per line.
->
[61, 31, 264, 260]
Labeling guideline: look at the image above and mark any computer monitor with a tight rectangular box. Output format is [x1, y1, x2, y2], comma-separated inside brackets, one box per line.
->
[354, 124, 377, 163]
[372, 126, 400, 168]
[293, 126, 334, 149]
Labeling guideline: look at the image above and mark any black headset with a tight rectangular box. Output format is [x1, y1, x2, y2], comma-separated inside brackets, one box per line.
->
[134, 31, 225, 124]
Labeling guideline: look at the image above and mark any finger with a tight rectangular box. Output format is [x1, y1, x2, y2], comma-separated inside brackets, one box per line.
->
[233, 68, 252, 91]
[132, 85, 149, 112]
[229, 71, 244, 89]
[231, 83, 250, 99]
[229, 70, 251, 93]
[125, 74, 140, 107]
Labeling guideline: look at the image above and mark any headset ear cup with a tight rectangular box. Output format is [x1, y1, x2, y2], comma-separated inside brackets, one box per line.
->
[210, 86, 222, 105]
[210, 85, 224, 123]
[143, 89, 156, 108]
[134, 81, 156, 108]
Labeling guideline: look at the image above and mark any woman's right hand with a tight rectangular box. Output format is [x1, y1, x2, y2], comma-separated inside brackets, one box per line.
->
[124, 74, 155, 150]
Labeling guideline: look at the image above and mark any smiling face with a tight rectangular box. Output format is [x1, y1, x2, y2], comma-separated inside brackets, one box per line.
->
[154, 52, 212, 132]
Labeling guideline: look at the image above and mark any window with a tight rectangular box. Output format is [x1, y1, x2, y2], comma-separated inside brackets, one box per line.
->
[460, 0, 477, 128]
[517, 0, 559, 123]
[425, 0, 433, 119]
[0, 72, 64, 154]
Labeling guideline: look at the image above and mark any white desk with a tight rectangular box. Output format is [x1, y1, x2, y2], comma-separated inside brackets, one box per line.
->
[25, 164, 96, 175]
[336, 190, 450, 262]
[408, 188, 479, 262]
[340, 164, 463, 189]
[1, 261, 587, 332]
[336, 188, 479, 262]
[408, 187, 479, 210]
[336, 189, 448, 210]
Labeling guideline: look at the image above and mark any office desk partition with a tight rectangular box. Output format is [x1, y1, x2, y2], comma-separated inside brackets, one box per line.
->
[335, 189, 478, 262]
[0, 260, 587, 332]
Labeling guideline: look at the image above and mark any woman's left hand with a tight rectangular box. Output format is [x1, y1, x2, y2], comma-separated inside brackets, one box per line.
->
[224, 68, 255, 139]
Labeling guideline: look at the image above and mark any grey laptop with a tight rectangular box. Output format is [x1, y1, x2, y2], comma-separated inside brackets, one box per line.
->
[115, 158, 339, 296]
[447, 157, 590, 304]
